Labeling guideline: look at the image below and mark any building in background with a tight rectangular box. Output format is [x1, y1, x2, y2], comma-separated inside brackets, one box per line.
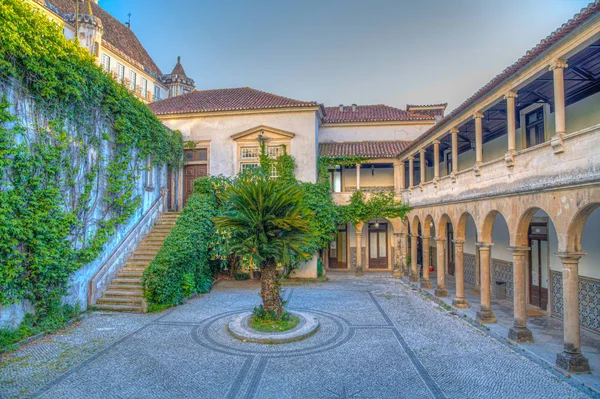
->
[29, 0, 194, 103]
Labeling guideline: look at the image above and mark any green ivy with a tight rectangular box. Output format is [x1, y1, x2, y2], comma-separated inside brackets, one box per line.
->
[0, 0, 182, 327]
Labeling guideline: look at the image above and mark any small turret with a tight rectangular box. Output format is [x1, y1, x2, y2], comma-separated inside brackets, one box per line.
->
[64, 0, 103, 57]
[161, 56, 196, 98]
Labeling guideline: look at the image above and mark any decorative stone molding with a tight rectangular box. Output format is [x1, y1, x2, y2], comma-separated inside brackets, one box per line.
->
[472, 111, 484, 119]
[473, 163, 481, 176]
[549, 59, 569, 71]
[504, 150, 515, 167]
[550, 133, 565, 154]
[503, 91, 518, 100]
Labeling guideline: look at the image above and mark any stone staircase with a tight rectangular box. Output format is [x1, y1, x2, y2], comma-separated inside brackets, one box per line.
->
[95, 211, 181, 312]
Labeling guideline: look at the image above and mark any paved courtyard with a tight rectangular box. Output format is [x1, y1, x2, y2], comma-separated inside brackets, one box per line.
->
[1, 276, 596, 398]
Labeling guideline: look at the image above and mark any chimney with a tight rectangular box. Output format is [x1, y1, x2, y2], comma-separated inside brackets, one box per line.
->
[339, 104, 344, 112]
[351, 104, 357, 112]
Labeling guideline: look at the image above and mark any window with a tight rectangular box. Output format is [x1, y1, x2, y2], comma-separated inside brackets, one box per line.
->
[185, 149, 208, 162]
[446, 152, 453, 175]
[240, 147, 260, 159]
[117, 63, 125, 83]
[240, 163, 259, 173]
[93, 42, 99, 57]
[525, 107, 545, 148]
[141, 78, 148, 99]
[328, 165, 343, 192]
[154, 85, 161, 101]
[101, 54, 110, 72]
[268, 145, 283, 158]
[129, 70, 137, 91]
[145, 157, 154, 189]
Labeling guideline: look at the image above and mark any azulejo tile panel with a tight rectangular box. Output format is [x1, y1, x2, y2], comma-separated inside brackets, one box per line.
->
[492, 259, 514, 301]
[551, 270, 600, 333]
[464, 253, 477, 287]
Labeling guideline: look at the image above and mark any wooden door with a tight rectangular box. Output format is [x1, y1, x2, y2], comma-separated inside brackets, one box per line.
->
[528, 222, 549, 310]
[184, 164, 207, 205]
[447, 223, 455, 276]
[368, 223, 388, 269]
[328, 227, 347, 269]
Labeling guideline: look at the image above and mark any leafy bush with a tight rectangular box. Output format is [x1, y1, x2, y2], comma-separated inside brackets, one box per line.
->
[0, 0, 182, 329]
[235, 273, 250, 281]
[142, 178, 219, 307]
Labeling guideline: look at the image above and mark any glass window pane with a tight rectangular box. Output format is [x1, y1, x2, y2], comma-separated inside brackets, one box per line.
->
[333, 169, 342, 192]
[531, 240, 540, 286]
[340, 232, 347, 262]
[379, 231, 386, 257]
[370, 232, 378, 258]
[198, 149, 207, 160]
[540, 240, 548, 289]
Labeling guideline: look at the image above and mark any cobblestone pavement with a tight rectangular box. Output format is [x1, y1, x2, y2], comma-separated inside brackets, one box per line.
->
[1, 276, 595, 399]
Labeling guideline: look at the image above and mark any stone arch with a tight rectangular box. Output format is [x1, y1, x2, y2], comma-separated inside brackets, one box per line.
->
[566, 203, 600, 253]
[455, 211, 477, 242]
[437, 213, 453, 239]
[480, 209, 512, 244]
[423, 214, 435, 237]
[515, 206, 559, 248]
[411, 214, 421, 234]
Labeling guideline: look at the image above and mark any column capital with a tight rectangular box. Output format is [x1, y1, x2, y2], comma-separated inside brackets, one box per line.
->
[407, 155, 414, 161]
[549, 59, 568, 71]
[452, 239, 465, 245]
[435, 237, 446, 243]
[555, 252, 586, 263]
[421, 235, 431, 240]
[355, 163, 361, 168]
[509, 246, 530, 256]
[476, 242, 494, 248]
[409, 234, 420, 238]
[419, 148, 426, 155]
[433, 139, 441, 145]
[503, 91, 518, 100]
[472, 111, 484, 119]
[450, 127, 459, 134]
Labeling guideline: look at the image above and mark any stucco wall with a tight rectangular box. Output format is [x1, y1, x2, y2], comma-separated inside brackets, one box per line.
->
[161, 110, 319, 183]
[319, 123, 432, 143]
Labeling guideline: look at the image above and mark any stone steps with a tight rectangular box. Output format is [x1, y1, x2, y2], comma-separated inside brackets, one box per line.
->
[94, 211, 180, 313]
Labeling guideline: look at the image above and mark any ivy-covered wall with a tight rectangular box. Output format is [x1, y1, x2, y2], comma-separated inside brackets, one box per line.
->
[0, 1, 183, 328]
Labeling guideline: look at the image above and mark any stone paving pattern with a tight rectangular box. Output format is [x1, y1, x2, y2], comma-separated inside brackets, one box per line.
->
[0, 276, 594, 398]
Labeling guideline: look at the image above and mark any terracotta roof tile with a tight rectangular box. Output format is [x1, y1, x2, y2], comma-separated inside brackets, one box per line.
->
[323, 105, 434, 123]
[401, 0, 600, 156]
[149, 87, 320, 115]
[319, 141, 411, 158]
[47, 0, 163, 76]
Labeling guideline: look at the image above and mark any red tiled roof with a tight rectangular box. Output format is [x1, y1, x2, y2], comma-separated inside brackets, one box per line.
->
[400, 1, 600, 157]
[406, 103, 448, 109]
[170, 56, 187, 77]
[323, 105, 434, 124]
[48, 0, 163, 76]
[319, 141, 411, 158]
[149, 87, 320, 115]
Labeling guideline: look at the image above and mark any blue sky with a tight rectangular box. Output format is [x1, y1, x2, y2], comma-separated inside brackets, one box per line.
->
[101, 0, 591, 112]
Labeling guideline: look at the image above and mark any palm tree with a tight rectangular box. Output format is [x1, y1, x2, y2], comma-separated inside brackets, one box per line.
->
[213, 172, 312, 318]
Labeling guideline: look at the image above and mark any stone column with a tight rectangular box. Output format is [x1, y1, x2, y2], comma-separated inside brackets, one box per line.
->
[355, 223, 364, 277]
[451, 128, 458, 182]
[433, 139, 440, 186]
[421, 236, 432, 288]
[419, 149, 426, 186]
[555, 252, 590, 373]
[504, 91, 518, 166]
[408, 156, 414, 189]
[401, 232, 409, 276]
[435, 238, 448, 297]
[410, 234, 419, 283]
[509, 247, 534, 343]
[399, 161, 405, 192]
[393, 160, 401, 194]
[473, 112, 483, 175]
[356, 164, 361, 191]
[550, 60, 569, 154]
[393, 232, 402, 278]
[476, 242, 496, 324]
[452, 240, 468, 308]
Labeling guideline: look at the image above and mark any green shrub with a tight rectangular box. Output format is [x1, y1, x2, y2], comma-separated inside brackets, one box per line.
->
[142, 178, 219, 307]
[317, 258, 324, 277]
[235, 273, 250, 281]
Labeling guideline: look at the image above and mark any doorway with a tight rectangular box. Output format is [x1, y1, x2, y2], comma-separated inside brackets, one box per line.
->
[368, 223, 388, 269]
[528, 219, 549, 310]
[329, 226, 347, 269]
[183, 164, 207, 205]
[447, 222, 455, 276]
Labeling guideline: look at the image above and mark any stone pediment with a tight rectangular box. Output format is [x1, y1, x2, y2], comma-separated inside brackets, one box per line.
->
[230, 125, 295, 141]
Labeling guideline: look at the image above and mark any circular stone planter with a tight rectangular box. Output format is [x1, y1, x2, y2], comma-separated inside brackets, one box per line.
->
[228, 311, 319, 344]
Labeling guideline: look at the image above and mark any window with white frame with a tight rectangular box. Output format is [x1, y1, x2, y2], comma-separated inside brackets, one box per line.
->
[141, 78, 148, 99]
[240, 147, 260, 159]
[129, 70, 137, 91]
[154, 85, 161, 101]
[117, 63, 125, 83]
[240, 163, 259, 173]
[267, 145, 283, 158]
[101, 54, 110, 72]
[145, 156, 154, 189]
